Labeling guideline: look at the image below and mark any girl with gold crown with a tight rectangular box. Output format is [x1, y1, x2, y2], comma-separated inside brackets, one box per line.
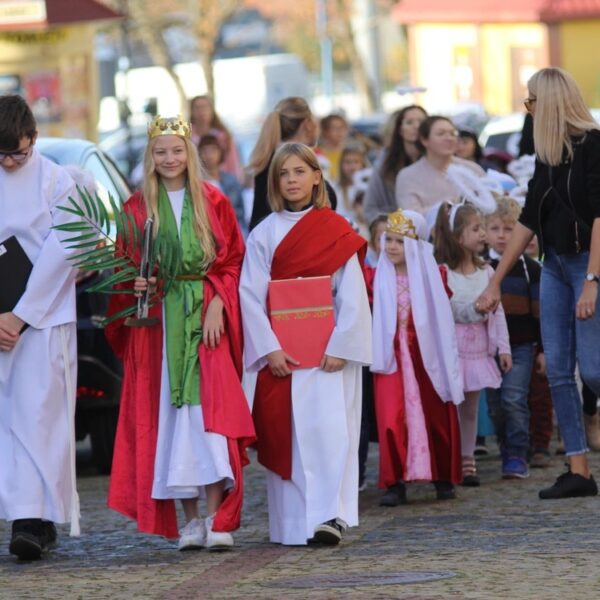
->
[371, 208, 464, 506]
[104, 115, 255, 550]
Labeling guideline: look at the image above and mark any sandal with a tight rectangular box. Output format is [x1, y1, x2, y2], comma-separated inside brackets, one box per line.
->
[461, 456, 480, 487]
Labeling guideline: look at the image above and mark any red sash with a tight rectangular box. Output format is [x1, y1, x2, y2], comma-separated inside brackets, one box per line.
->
[253, 208, 367, 479]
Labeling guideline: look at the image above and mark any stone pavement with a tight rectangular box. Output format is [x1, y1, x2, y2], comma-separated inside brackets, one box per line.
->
[1, 443, 600, 600]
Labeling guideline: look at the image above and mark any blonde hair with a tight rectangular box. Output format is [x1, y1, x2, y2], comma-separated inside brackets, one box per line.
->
[142, 135, 215, 267]
[528, 67, 599, 166]
[487, 195, 522, 225]
[249, 97, 313, 174]
[267, 142, 329, 212]
[433, 202, 485, 270]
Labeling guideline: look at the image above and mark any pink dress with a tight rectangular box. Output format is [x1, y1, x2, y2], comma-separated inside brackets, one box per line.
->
[396, 274, 432, 481]
[447, 266, 509, 392]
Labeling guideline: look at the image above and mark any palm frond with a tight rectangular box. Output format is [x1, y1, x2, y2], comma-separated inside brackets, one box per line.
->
[53, 187, 151, 326]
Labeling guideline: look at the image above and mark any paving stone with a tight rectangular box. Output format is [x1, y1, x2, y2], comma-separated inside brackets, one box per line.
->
[0, 444, 599, 598]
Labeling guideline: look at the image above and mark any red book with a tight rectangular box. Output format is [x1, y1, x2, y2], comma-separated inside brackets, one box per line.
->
[268, 276, 335, 370]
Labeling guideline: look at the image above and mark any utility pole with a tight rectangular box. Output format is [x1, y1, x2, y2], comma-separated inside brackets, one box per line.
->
[118, 0, 135, 178]
[316, 0, 334, 112]
[367, 0, 382, 111]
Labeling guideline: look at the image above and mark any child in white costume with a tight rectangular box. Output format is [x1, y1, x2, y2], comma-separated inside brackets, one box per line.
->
[240, 143, 372, 545]
[0, 95, 80, 560]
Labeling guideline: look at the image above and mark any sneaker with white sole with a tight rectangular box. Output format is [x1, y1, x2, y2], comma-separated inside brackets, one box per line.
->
[312, 519, 343, 545]
[178, 518, 206, 551]
[205, 515, 234, 551]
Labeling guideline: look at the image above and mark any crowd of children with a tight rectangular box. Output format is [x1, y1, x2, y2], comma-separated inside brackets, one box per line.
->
[4, 75, 599, 561]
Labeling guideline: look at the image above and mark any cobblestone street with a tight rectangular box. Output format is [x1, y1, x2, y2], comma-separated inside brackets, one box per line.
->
[1, 442, 599, 599]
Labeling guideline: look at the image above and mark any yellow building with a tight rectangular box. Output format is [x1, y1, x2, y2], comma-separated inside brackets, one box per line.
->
[0, 0, 120, 141]
[392, 0, 600, 114]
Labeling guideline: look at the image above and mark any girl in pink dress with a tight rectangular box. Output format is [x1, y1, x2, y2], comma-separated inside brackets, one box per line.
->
[433, 202, 512, 486]
[371, 209, 464, 507]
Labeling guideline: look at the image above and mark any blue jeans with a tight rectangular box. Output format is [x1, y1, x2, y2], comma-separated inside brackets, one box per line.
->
[540, 248, 600, 455]
[488, 343, 535, 459]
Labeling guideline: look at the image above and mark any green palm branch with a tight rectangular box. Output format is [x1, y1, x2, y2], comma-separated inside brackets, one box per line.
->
[53, 186, 181, 326]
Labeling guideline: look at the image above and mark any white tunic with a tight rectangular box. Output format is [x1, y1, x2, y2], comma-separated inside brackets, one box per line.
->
[240, 208, 372, 545]
[0, 150, 80, 530]
[151, 189, 233, 501]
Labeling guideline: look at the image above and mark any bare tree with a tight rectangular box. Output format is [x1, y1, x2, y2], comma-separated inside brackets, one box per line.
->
[102, 0, 242, 110]
[126, 0, 189, 113]
[184, 0, 242, 98]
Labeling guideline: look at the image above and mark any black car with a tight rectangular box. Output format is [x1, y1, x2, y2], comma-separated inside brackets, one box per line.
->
[38, 137, 130, 474]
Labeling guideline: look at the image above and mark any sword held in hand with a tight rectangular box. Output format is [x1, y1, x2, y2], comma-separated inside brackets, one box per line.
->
[125, 217, 160, 327]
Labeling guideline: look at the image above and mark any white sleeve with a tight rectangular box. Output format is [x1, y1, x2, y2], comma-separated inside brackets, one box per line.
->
[239, 233, 282, 371]
[450, 299, 487, 324]
[326, 253, 372, 365]
[13, 167, 80, 328]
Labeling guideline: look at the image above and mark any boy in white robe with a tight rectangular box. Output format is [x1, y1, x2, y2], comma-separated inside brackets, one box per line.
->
[0, 95, 80, 560]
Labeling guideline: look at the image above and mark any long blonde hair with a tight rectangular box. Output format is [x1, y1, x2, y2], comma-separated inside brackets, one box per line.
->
[249, 97, 313, 174]
[267, 143, 329, 212]
[528, 67, 599, 166]
[142, 135, 216, 267]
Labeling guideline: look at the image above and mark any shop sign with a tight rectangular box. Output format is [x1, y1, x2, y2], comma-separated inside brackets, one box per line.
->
[0, 1, 47, 26]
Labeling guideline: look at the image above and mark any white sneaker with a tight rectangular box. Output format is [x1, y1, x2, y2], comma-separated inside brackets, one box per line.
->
[178, 517, 206, 551]
[205, 515, 234, 551]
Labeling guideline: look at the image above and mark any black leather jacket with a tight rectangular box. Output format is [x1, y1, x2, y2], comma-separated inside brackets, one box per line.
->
[519, 129, 600, 256]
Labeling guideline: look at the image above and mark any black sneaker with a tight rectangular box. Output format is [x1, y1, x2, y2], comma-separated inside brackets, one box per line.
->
[40, 521, 57, 549]
[434, 481, 456, 500]
[9, 519, 45, 560]
[379, 482, 407, 507]
[460, 474, 480, 487]
[538, 471, 598, 500]
[312, 519, 343, 545]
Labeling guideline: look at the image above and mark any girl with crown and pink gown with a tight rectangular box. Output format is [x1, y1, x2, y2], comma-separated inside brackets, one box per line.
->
[371, 208, 464, 506]
[105, 115, 255, 551]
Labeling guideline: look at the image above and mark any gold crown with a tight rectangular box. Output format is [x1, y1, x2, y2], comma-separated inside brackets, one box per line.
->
[386, 209, 417, 239]
[147, 115, 192, 140]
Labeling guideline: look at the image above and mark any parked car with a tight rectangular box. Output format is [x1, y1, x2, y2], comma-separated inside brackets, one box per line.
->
[479, 109, 600, 158]
[37, 137, 130, 474]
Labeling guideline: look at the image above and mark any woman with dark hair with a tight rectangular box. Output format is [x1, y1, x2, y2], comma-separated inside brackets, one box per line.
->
[396, 116, 486, 216]
[363, 105, 427, 224]
[478, 67, 600, 499]
[189, 95, 243, 182]
[456, 129, 484, 164]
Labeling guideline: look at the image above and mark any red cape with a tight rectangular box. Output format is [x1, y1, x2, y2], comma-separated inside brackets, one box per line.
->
[373, 267, 462, 487]
[253, 207, 367, 479]
[105, 183, 256, 538]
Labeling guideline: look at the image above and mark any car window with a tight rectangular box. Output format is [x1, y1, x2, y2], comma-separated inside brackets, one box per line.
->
[83, 152, 130, 206]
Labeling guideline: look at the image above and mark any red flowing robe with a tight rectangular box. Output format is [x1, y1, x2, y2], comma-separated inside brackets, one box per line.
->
[252, 207, 367, 480]
[373, 268, 462, 488]
[105, 184, 256, 538]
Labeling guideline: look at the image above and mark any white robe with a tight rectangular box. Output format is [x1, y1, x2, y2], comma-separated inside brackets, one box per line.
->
[151, 189, 233, 501]
[0, 150, 80, 532]
[240, 208, 372, 545]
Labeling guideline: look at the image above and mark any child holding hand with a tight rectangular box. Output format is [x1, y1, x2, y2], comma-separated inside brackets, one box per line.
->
[433, 201, 512, 486]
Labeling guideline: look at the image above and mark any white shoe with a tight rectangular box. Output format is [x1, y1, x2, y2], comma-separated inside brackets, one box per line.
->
[178, 517, 206, 551]
[205, 515, 234, 551]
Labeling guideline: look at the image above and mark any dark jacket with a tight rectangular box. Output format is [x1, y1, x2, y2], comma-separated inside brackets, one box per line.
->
[519, 129, 600, 256]
[490, 255, 541, 347]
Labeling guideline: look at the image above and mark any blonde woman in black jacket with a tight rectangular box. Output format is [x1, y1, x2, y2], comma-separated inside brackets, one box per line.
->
[479, 67, 600, 500]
